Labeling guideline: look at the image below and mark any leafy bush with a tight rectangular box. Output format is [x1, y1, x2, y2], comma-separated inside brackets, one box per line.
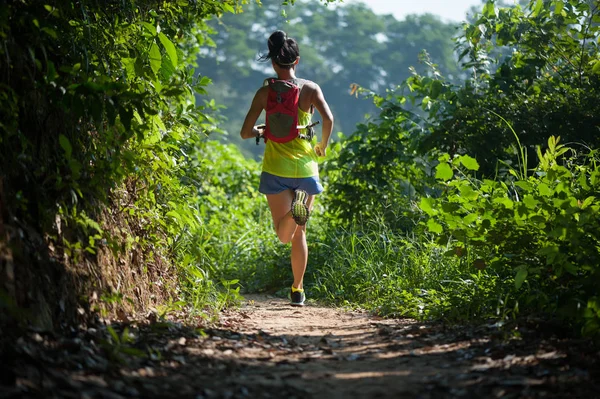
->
[421, 137, 600, 335]
[0, 0, 259, 324]
[419, 0, 600, 174]
[313, 0, 600, 337]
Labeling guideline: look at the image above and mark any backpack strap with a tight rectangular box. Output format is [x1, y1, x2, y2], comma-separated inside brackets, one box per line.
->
[290, 79, 313, 113]
[264, 77, 305, 88]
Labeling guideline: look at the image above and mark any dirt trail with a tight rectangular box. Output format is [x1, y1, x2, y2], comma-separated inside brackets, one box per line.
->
[2, 295, 599, 398]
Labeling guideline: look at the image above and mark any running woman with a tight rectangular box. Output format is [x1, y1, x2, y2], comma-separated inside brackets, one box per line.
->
[240, 30, 334, 306]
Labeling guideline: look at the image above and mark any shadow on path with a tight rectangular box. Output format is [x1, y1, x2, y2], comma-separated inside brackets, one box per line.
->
[1, 295, 599, 398]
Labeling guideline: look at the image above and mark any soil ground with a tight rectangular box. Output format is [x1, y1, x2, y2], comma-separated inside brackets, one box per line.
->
[1, 294, 599, 398]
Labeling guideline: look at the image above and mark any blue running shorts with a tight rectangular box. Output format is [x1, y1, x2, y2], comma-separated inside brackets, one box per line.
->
[259, 172, 324, 195]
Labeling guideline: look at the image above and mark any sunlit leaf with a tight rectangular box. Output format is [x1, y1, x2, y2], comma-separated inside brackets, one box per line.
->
[482, 1, 497, 18]
[427, 219, 443, 234]
[141, 22, 156, 35]
[531, 0, 544, 17]
[537, 183, 553, 196]
[553, 0, 563, 15]
[419, 197, 437, 216]
[149, 42, 162, 75]
[493, 197, 514, 209]
[459, 155, 479, 171]
[158, 32, 178, 68]
[435, 163, 453, 181]
[522, 195, 539, 209]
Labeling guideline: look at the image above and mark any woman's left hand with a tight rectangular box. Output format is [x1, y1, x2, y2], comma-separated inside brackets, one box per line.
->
[314, 142, 327, 157]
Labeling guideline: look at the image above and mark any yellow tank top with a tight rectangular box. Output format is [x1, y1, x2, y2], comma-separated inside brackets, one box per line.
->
[262, 108, 318, 178]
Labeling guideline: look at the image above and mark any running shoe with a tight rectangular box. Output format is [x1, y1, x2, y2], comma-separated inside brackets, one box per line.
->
[291, 189, 310, 226]
[290, 287, 306, 307]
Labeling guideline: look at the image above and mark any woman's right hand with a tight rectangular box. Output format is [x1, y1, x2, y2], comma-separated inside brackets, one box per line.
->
[253, 124, 266, 137]
[314, 142, 327, 157]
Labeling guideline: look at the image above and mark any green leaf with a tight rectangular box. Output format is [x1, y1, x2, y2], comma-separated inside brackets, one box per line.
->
[514, 181, 533, 191]
[493, 197, 514, 209]
[515, 268, 528, 289]
[427, 219, 443, 234]
[458, 184, 479, 201]
[435, 163, 453, 181]
[122, 57, 136, 80]
[441, 202, 460, 213]
[522, 195, 539, 209]
[141, 22, 157, 35]
[419, 197, 437, 216]
[59, 134, 72, 159]
[592, 60, 600, 75]
[580, 196, 595, 209]
[591, 170, 600, 187]
[153, 114, 166, 132]
[69, 159, 82, 180]
[463, 213, 478, 225]
[482, 1, 497, 18]
[107, 325, 120, 344]
[158, 32, 178, 68]
[160, 55, 176, 80]
[588, 297, 600, 313]
[537, 245, 559, 257]
[532, 0, 544, 17]
[149, 42, 162, 75]
[458, 155, 480, 171]
[430, 80, 442, 99]
[553, 1, 563, 16]
[198, 76, 212, 86]
[537, 183, 553, 196]
[120, 347, 146, 357]
[166, 210, 182, 222]
[41, 27, 58, 39]
[582, 319, 600, 337]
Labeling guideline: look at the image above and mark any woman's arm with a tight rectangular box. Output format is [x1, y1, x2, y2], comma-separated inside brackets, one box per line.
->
[240, 87, 267, 140]
[311, 83, 334, 156]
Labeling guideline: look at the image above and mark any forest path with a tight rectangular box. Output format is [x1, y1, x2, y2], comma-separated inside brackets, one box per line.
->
[208, 295, 595, 399]
[3, 295, 598, 398]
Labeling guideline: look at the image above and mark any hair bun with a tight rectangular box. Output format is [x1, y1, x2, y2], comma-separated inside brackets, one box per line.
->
[268, 30, 287, 51]
[259, 30, 299, 68]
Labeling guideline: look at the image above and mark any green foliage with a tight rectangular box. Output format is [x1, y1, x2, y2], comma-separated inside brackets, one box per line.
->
[173, 140, 285, 301]
[0, 0, 270, 320]
[323, 51, 445, 229]
[307, 217, 513, 322]
[323, 108, 426, 230]
[2, 0, 598, 341]
[305, 0, 600, 337]
[418, 0, 600, 174]
[420, 137, 600, 335]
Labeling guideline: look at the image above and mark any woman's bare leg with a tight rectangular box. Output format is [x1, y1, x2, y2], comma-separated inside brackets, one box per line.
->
[266, 191, 315, 289]
[290, 224, 308, 289]
[266, 190, 297, 244]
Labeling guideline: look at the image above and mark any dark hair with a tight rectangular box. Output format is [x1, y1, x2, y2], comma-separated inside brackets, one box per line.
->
[258, 30, 299, 69]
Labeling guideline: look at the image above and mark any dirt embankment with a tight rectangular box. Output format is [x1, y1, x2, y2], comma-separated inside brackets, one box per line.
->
[2, 295, 599, 398]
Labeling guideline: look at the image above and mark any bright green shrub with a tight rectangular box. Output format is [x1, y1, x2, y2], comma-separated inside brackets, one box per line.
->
[421, 137, 600, 335]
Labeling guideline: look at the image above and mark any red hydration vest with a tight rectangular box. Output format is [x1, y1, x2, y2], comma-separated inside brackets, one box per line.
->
[263, 78, 304, 143]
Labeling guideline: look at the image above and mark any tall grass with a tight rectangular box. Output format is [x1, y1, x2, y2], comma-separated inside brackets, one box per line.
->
[307, 215, 512, 322]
